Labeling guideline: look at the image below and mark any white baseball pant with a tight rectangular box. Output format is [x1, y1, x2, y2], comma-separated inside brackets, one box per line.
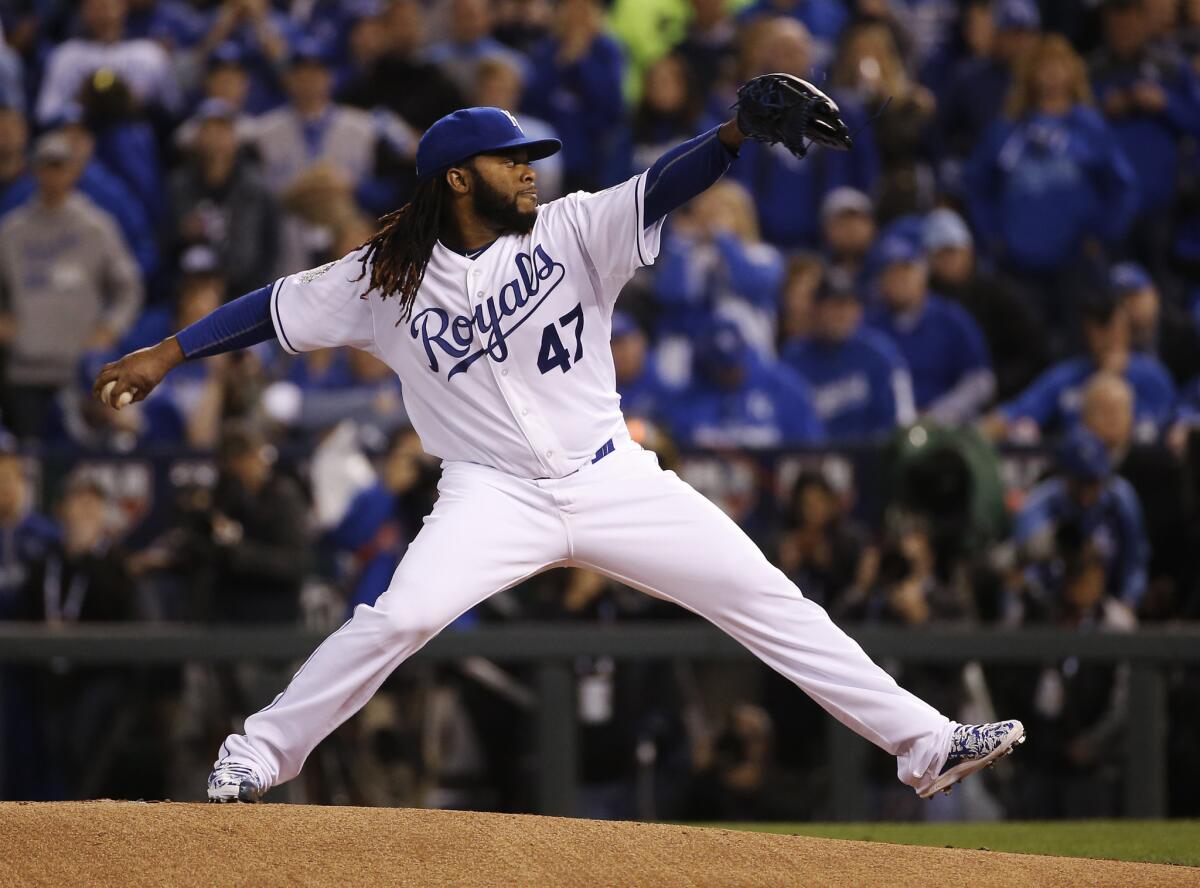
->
[218, 443, 954, 794]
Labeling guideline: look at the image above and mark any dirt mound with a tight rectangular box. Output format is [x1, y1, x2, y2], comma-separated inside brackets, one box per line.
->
[0, 802, 1195, 888]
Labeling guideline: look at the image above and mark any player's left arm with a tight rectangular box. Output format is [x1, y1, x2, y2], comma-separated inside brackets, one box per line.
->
[641, 120, 745, 228]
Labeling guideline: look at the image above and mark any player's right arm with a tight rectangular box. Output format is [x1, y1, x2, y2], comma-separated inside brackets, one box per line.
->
[92, 283, 275, 409]
[93, 254, 376, 409]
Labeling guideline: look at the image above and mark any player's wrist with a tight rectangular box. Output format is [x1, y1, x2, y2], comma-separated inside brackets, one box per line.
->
[156, 336, 187, 369]
[718, 118, 746, 155]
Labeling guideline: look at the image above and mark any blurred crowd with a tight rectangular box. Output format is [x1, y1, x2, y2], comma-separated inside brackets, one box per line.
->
[1, 0, 1200, 820]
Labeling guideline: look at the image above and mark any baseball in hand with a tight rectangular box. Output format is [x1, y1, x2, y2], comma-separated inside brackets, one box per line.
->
[102, 380, 133, 409]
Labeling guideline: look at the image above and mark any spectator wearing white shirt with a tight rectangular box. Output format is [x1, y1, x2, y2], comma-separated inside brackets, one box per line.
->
[0, 21, 24, 113]
[35, 0, 181, 125]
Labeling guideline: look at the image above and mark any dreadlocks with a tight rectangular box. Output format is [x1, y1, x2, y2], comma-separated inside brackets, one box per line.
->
[354, 175, 450, 325]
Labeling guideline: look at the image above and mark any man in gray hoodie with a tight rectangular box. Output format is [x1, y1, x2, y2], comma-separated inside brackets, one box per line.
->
[0, 132, 142, 437]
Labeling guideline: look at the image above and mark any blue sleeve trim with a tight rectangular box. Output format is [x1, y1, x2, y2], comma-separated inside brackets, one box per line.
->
[634, 173, 646, 267]
[270, 278, 298, 354]
[176, 283, 278, 360]
[643, 126, 734, 227]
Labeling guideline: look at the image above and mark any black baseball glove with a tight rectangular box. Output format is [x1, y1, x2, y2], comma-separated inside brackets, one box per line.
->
[733, 73, 854, 158]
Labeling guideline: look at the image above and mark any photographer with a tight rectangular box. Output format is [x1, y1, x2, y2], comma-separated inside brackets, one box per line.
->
[1010, 427, 1148, 615]
[997, 524, 1134, 818]
[207, 424, 312, 624]
[775, 471, 877, 616]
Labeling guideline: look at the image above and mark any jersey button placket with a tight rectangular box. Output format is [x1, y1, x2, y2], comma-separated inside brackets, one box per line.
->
[471, 264, 559, 475]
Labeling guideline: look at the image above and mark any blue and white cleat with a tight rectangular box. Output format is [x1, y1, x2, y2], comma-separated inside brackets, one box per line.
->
[207, 761, 269, 803]
[919, 720, 1026, 799]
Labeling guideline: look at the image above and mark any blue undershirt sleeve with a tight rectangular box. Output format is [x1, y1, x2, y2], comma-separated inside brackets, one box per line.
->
[643, 126, 737, 227]
[174, 283, 277, 359]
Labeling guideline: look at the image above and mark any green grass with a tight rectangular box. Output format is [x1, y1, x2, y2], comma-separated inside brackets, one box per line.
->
[696, 821, 1200, 867]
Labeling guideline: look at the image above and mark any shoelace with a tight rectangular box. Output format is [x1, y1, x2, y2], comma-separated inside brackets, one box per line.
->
[212, 763, 259, 785]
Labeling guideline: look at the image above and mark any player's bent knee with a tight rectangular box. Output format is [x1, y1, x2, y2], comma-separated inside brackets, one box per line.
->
[373, 599, 445, 650]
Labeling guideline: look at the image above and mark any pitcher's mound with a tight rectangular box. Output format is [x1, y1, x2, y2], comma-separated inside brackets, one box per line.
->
[0, 801, 1194, 887]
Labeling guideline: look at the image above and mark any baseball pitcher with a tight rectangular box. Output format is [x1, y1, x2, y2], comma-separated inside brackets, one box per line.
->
[93, 76, 1024, 805]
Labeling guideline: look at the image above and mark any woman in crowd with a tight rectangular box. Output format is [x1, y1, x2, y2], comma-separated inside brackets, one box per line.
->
[829, 20, 937, 222]
[965, 34, 1139, 333]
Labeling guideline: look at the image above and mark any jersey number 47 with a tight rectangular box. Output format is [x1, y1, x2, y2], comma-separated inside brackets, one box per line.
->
[537, 302, 585, 374]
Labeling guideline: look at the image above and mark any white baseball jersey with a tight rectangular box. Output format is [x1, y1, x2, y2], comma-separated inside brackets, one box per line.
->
[270, 173, 663, 479]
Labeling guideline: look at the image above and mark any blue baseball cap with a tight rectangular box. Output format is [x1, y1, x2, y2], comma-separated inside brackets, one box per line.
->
[1057, 428, 1111, 482]
[697, 318, 750, 374]
[416, 107, 561, 181]
[877, 230, 924, 266]
[289, 36, 334, 66]
[208, 41, 246, 70]
[194, 97, 237, 123]
[1109, 261, 1153, 294]
[995, 0, 1041, 31]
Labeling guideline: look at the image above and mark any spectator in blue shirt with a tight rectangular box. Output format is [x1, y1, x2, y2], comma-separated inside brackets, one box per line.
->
[737, 0, 848, 73]
[194, 0, 299, 114]
[337, 0, 466, 132]
[938, 0, 1041, 187]
[0, 434, 60, 801]
[1109, 261, 1200, 387]
[124, 0, 208, 50]
[783, 272, 915, 442]
[865, 230, 996, 423]
[611, 312, 671, 423]
[521, 0, 625, 191]
[620, 52, 705, 182]
[262, 348, 407, 440]
[671, 0, 738, 98]
[1013, 427, 1148, 610]
[828, 19, 938, 222]
[924, 207, 1051, 400]
[986, 292, 1177, 444]
[77, 70, 166, 229]
[0, 439, 60, 620]
[332, 1, 388, 98]
[820, 186, 876, 288]
[426, 0, 528, 96]
[728, 17, 879, 248]
[1091, 0, 1200, 281]
[0, 21, 25, 113]
[965, 34, 1139, 326]
[655, 179, 785, 365]
[666, 319, 824, 448]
